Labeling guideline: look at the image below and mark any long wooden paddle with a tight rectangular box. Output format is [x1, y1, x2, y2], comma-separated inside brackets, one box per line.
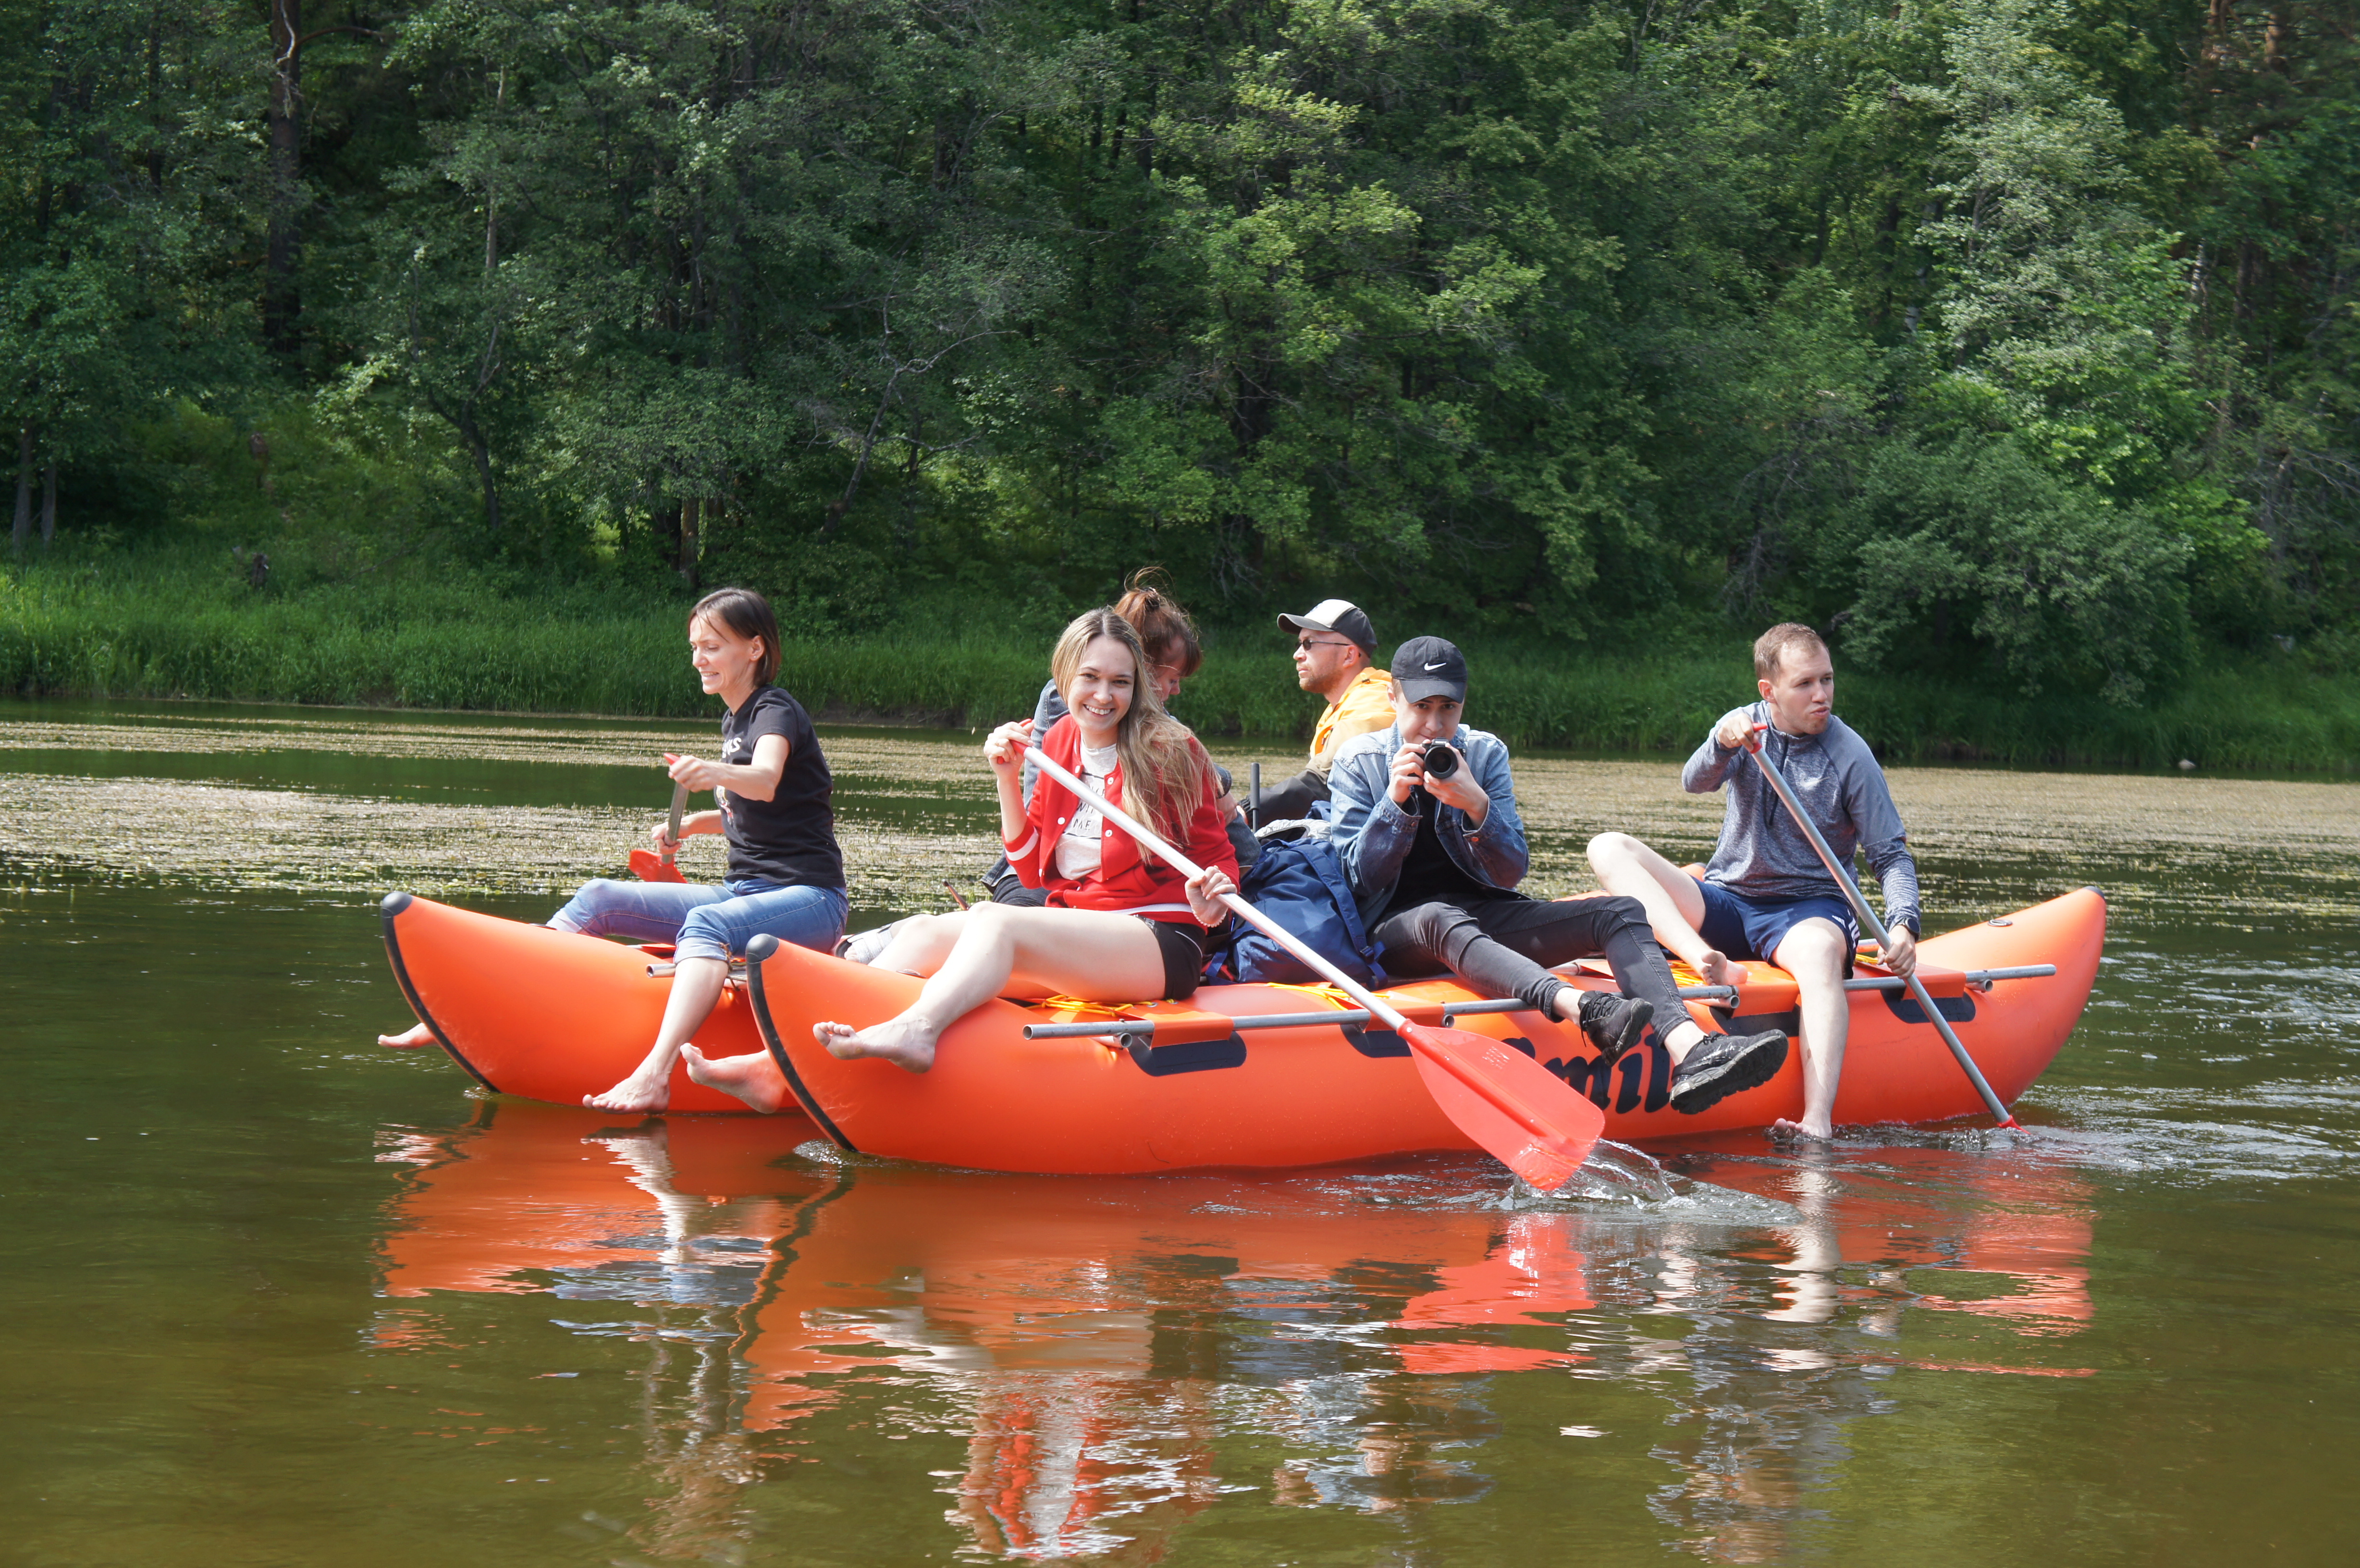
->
[1022, 738, 1606, 1189]
[1741, 725, 2018, 1128]
[627, 780, 692, 884]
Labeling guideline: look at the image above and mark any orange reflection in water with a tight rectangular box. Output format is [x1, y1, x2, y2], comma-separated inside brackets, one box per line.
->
[372, 1107, 2102, 1564]
[1672, 1143, 2096, 1336]
[375, 1102, 1596, 1559]
[1642, 1140, 2099, 1565]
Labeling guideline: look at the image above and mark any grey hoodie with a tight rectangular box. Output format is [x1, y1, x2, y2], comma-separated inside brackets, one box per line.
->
[1683, 703, 1921, 935]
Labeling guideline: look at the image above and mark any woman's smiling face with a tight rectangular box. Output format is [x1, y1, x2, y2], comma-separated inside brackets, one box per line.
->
[688, 614, 764, 699]
[1066, 634, 1138, 741]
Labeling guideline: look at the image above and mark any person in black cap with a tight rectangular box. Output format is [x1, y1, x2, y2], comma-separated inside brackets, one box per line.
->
[1254, 598, 1396, 823]
[1324, 637, 1791, 1113]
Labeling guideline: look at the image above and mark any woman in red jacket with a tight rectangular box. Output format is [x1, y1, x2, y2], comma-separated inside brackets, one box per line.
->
[809, 607, 1239, 1074]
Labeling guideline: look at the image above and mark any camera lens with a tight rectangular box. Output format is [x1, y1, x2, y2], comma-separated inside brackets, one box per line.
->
[1420, 741, 1459, 780]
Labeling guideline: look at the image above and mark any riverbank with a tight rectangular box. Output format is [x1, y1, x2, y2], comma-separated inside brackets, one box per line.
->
[6, 550, 2357, 770]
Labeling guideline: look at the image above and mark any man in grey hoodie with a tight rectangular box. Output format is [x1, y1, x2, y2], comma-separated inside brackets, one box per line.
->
[1588, 623, 1920, 1139]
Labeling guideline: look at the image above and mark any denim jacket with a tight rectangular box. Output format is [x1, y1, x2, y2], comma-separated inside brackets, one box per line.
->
[1326, 723, 1530, 931]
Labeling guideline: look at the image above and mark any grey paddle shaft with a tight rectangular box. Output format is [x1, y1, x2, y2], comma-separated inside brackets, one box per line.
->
[1023, 742, 1415, 1032]
[1741, 731, 2018, 1128]
[663, 780, 688, 866]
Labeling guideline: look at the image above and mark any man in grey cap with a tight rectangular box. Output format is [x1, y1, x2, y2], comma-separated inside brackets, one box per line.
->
[1325, 636, 1791, 1111]
[1255, 598, 1396, 822]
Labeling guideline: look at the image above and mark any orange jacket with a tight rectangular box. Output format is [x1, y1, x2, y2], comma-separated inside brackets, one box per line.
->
[1310, 664, 1395, 777]
[1004, 715, 1240, 923]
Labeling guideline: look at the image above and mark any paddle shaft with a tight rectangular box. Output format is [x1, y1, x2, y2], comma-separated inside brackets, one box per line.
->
[1015, 736, 1605, 1190]
[1020, 743, 1416, 1032]
[1740, 727, 2018, 1127]
[662, 780, 688, 868]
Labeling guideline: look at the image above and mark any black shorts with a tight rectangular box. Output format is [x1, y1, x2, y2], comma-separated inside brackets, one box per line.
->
[1140, 917, 1209, 1000]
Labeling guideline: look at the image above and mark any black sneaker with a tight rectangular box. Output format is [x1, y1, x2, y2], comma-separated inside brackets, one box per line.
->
[1670, 1029, 1790, 1114]
[1573, 991, 1654, 1059]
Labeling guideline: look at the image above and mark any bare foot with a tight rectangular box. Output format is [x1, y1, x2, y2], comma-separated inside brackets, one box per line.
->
[1770, 1116, 1833, 1142]
[812, 1014, 939, 1073]
[378, 1022, 435, 1048]
[1695, 949, 1736, 988]
[584, 1069, 672, 1114]
[682, 1045, 797, 1113]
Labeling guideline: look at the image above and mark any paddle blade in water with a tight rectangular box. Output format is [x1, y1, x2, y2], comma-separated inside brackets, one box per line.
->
[627, 849, 687, 885]
[1401, 1023, 1604, 1192]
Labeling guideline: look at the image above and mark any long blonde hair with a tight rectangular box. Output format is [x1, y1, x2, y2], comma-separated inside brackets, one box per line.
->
[1047, 607, 1208, 851]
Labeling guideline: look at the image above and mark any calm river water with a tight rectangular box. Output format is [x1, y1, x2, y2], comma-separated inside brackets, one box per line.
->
[2, 698, 2356, 1566]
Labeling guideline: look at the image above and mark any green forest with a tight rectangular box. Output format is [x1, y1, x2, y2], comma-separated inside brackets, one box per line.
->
[2, 0, 2356, 763]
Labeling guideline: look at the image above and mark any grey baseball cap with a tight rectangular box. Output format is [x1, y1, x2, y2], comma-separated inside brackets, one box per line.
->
[1277, 598, 1376, 656]
[1389, 635, 1467, 704]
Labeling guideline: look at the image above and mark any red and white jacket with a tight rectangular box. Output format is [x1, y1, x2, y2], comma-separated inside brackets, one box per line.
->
[1004, 715, 1240, 923]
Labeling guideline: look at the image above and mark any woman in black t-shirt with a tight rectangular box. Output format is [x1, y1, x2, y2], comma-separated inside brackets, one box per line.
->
[378, 588, 848, 1112]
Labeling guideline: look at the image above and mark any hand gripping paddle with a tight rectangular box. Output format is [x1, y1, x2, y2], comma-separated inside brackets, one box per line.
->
[1021, 738, 1605, 1189]
[627, 780, 692, 884]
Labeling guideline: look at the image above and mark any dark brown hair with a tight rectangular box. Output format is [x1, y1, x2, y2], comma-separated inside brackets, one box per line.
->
[1113, 567, 1203, 679]
[689, 587, 782, 686]
[1753, 622, 1829, 683]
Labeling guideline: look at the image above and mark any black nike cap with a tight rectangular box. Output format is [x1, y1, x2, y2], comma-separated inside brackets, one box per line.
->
[1389, 635, 1467, 704]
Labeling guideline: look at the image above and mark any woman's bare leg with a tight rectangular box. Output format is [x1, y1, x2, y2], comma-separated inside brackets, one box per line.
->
[585, 956, 728, 1113]
[378, 1021, 434, 1048]
[1586, 832, 1733, 986]
[865, 911, 967, 976]
[680, 1045, 796, 1114]
[815, 906, 1169, 1073]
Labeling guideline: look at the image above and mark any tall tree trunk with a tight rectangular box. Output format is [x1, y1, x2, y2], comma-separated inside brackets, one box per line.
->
[461, 418, 501, 534]
[264, 0, 303, 354]
[39, 462, 57, 545]
[678, 498, 701, 586]
[11, 427, 30, 553]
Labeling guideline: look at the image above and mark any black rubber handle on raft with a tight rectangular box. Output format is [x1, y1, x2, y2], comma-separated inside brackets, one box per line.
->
[377, 892, 499, 1093]
[740, 934, 860, 1152]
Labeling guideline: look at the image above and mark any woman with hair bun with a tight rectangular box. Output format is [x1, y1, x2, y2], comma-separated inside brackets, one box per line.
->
[377, 587, 848, 1113]
[693, 605, 1239, 1089]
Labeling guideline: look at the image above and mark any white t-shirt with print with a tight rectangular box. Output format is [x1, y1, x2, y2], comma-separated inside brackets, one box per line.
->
[1055, 743, 1119, 880]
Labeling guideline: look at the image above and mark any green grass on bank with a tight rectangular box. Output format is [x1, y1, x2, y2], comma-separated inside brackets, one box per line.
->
[5, 548, 2358, 771]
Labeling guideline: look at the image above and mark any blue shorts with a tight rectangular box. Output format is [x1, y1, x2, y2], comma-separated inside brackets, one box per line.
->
[1693, 878, 1857, 970]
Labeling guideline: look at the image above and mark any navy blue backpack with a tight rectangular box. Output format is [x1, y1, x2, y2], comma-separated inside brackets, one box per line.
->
[1212, 811, 1384, 988]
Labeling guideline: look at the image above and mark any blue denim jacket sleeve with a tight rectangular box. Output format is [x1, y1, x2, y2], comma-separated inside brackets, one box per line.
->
[1328, 726, 1412, 928]
[1329, 724, 1529, 930]
[1456, 730, 1529, 890]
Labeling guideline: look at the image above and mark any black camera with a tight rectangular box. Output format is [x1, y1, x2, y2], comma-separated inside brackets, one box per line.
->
[1419, 741, 1460, 781]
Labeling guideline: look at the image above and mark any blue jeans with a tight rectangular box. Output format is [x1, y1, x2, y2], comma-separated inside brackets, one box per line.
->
[548, 878, 849, 966]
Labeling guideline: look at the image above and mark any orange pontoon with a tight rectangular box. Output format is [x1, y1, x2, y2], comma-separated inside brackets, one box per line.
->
[380, 885, 2103, 1168]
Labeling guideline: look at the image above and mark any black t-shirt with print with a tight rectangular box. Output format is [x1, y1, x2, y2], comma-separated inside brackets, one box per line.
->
[718, 686, 843, 888]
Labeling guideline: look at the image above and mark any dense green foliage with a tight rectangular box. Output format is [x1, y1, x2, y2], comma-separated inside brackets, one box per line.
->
[8, 539, 2359, 769]
[4, 0, 2356, 720]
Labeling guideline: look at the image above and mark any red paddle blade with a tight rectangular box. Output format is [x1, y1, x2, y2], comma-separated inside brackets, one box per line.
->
[627, 849, 688, 884]
[1402, 1023, 1604, 1192]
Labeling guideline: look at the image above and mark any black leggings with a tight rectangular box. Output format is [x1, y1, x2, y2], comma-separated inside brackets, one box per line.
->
[1251, 769, 1328, 824]
[1372, 893, 1691, 1027]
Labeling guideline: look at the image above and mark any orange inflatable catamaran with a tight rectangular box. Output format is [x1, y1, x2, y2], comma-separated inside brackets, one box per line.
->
[379, 884, 2104, 1170]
